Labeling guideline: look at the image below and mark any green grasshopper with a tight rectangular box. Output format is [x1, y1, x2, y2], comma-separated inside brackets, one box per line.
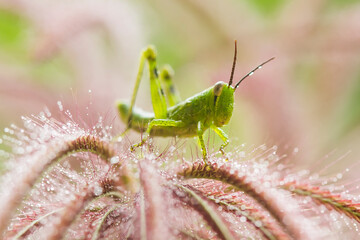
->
[117, 41, 274, 164]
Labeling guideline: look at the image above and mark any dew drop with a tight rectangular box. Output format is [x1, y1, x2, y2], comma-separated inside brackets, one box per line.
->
[293, 147, 299, 153]
[44, 107, 52, 117]
[277, 164, 285, 171]
[240, 216, 247, 222]
[110, 156, 120, 164]
[319, 206, 327, 215]
[57, 101, 63, 111]
[14, 147, 25, 154]
[255, 220, 262, 227]
[94, 185, 103, 196]
[25, 146, 33, 152]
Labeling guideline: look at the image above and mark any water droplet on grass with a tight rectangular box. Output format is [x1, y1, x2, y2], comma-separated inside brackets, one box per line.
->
[110, 156, 120, 164]
[57, 101, 63, 111]
[94, 185, 103, 196]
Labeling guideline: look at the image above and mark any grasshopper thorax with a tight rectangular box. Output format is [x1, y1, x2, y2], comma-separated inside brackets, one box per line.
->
[213, 81, 234, 127]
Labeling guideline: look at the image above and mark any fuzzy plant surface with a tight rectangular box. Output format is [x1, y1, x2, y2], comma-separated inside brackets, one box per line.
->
[0, 105, 360, 240]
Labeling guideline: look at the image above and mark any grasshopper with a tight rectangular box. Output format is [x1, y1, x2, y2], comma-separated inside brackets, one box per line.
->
[117, 41, 274, 164]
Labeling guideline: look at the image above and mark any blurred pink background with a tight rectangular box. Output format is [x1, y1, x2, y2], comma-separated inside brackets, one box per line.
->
[0, 0, 360, 172]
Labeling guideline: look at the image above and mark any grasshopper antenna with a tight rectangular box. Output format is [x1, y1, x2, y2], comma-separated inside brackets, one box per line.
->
[234, 57, 275, 89]
[228, 40, 238, 86]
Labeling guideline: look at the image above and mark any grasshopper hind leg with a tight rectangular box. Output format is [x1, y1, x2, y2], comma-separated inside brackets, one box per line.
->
[130, 119, 184, 151]
[112, 101, 132, 142]
[122, 46, 168, 132]
[160, 65, 181, 107]
[115, 101, 153, 142]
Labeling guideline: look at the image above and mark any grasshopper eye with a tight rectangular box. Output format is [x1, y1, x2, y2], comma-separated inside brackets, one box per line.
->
[214, 82, 224, 97]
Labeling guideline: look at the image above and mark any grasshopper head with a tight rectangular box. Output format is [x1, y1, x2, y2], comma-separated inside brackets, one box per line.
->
[213, 81, 234, 127]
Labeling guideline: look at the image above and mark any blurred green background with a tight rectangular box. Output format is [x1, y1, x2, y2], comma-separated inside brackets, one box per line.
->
[1, 0, 360, 171]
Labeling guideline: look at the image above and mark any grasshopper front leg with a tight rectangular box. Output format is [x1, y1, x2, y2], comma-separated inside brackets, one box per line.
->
[130, 119, 184, 151]
[211, 125, 229, 155]
[197, 121, 209, 165]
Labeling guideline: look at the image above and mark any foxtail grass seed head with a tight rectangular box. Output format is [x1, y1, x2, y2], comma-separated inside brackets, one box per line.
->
[0, 104, 360, 239]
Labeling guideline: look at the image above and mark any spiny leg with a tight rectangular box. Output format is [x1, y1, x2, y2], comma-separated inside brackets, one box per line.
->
[125, 46, 168, 130]
[211, 125, 229, 155]
[130, 119, 184, 151]
[197, 121, 209, 165]
[147, 47, 168, 119]
[160, 65, 181, 106]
